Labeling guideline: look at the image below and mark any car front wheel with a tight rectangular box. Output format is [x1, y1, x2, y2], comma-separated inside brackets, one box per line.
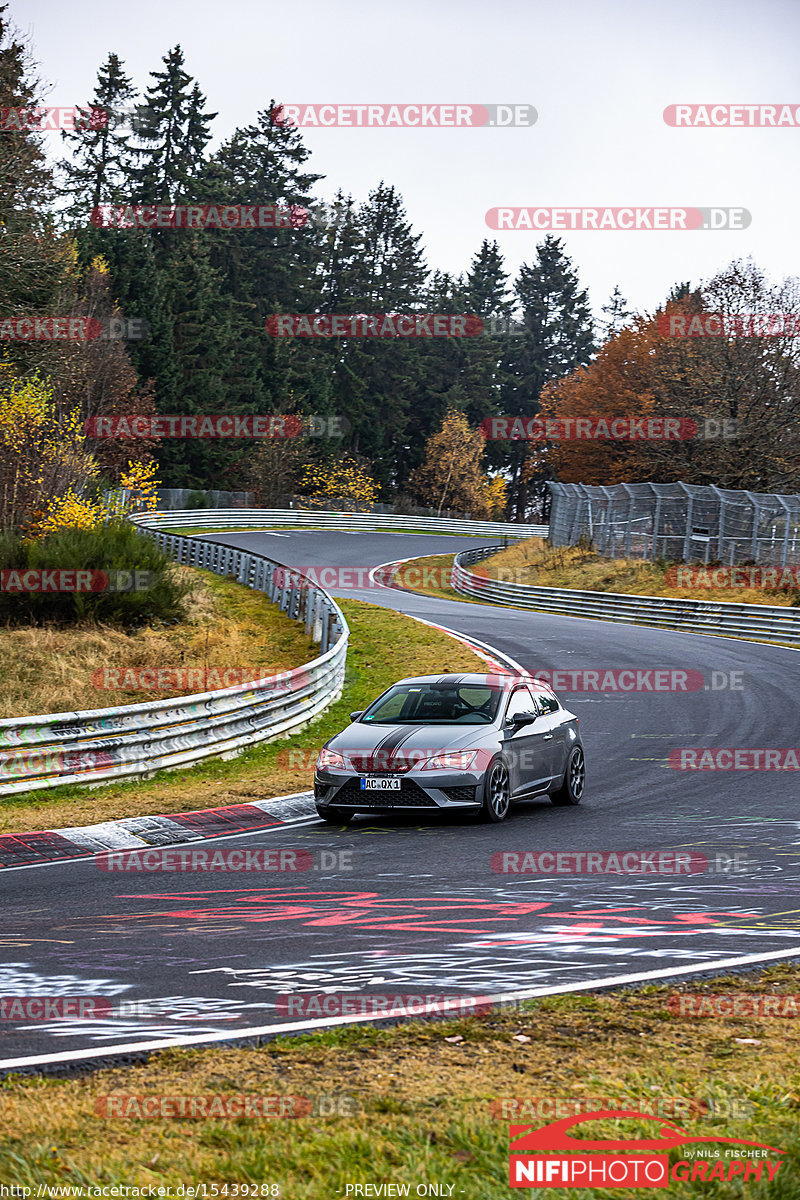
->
[550, 746, 585, 806]
[482, 759, 511, 822]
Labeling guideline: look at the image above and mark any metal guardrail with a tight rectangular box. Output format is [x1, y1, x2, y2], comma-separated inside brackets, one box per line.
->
[0, 533, 349, 796]
[451, 547, 800, 645]
[134, 508, 547, 539]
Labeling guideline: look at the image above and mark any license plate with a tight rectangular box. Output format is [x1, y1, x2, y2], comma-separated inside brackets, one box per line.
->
[360, 777, 401, 791]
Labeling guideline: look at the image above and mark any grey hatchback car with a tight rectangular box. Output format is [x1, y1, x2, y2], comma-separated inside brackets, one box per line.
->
[313, 672, 585, 823]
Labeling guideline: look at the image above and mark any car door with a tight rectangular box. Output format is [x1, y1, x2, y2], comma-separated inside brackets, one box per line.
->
[502, 686, 553, 797]
[532, 686, 568, 788]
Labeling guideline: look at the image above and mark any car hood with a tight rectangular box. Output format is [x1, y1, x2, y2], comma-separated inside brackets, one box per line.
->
[327, 723, 493, 759]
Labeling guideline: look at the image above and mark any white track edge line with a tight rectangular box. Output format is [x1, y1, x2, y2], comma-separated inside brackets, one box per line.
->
[3, 945, 800, 1071]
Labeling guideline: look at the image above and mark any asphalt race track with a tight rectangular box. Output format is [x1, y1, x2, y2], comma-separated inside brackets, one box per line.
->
[2, 530, 800, 1070]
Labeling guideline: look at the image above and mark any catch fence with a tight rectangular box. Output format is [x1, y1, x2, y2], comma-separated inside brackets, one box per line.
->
[548, 482, 800, 566]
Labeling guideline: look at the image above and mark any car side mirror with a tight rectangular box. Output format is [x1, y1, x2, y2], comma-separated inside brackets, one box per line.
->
[508, 711, 538, 729]
[349, 710, 364, 722]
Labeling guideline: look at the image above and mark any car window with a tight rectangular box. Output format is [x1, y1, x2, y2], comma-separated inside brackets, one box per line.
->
[364, 688, 409, 721]
[505, 686, 537, 722]
[362, 683, 501, 724]
[536, 689, 560, 714]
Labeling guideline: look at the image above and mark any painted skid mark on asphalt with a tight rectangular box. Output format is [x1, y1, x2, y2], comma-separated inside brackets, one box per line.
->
[73, 887, 800, 947]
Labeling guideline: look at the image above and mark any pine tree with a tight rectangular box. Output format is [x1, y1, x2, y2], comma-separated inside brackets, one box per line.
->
[198, 103, 324, 484]
[0, 5, 67, 321]
[131, 46, 215, 205]
[599, 284, 633, 339]
[502, 236, 595, 518]
[332, 183, 429, 492]
[465, 239, 512, 322]
[357, 182, 428, 309]
[157, 233, 238, 487]
[58, 52, 137, 215]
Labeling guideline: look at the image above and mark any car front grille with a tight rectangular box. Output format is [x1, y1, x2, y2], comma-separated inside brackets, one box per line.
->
[347, 755, 413, 774]
[330, 778, 438, 808]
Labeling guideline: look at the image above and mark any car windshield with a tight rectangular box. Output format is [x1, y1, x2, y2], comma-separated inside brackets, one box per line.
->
[361, 683, 501, 725]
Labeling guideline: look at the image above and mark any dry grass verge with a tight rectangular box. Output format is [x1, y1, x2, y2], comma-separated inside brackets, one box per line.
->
[1, 964, 798, 1196]
[478, 538, 799, 606]
[0, 566, 317, 719]
[0, 600, 485, 834]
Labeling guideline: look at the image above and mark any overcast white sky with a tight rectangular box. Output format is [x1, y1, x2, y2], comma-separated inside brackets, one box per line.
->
[12, 0, 800, 321]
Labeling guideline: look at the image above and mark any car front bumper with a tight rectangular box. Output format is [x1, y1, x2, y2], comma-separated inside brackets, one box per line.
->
[314, 769, 483, 811]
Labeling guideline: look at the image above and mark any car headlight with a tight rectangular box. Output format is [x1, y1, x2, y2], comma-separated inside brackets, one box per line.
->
[419, 751, 478, 771]
[316, 748, 346, 770]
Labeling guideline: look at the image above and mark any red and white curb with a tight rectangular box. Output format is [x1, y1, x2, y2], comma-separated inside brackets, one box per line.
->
[0, 792, 315, 870]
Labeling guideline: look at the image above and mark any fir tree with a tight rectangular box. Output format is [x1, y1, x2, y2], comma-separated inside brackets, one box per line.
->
[599, 283, 633, 339]
[131, 46, 215, 205]
[0, 5, 66, 321]
[58, 52, 137, 215]
[502, 236, 594, 518]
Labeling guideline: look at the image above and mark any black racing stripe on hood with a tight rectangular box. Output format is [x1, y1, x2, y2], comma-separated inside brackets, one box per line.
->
[373, 726, 417, 757]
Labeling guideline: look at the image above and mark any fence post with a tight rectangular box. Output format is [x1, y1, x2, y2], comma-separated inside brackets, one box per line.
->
[651, 486, 662, 561]
[747, 492, 760, 561]
[678, 482, 694, 561]
[710, 485, 725, 561]
[621, 484, 635, 558]
[778, 496, 791, 567]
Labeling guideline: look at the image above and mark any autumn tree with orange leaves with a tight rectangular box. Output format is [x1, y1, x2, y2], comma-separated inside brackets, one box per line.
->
[532, 261, 800, 491]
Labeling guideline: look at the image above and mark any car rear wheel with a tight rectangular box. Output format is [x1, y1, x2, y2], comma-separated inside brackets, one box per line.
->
[482, 759, 511, 822]
[550, 746, 585, 806]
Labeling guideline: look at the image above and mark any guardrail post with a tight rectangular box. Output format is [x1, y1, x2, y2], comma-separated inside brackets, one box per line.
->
[312, 593, 323, 642]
